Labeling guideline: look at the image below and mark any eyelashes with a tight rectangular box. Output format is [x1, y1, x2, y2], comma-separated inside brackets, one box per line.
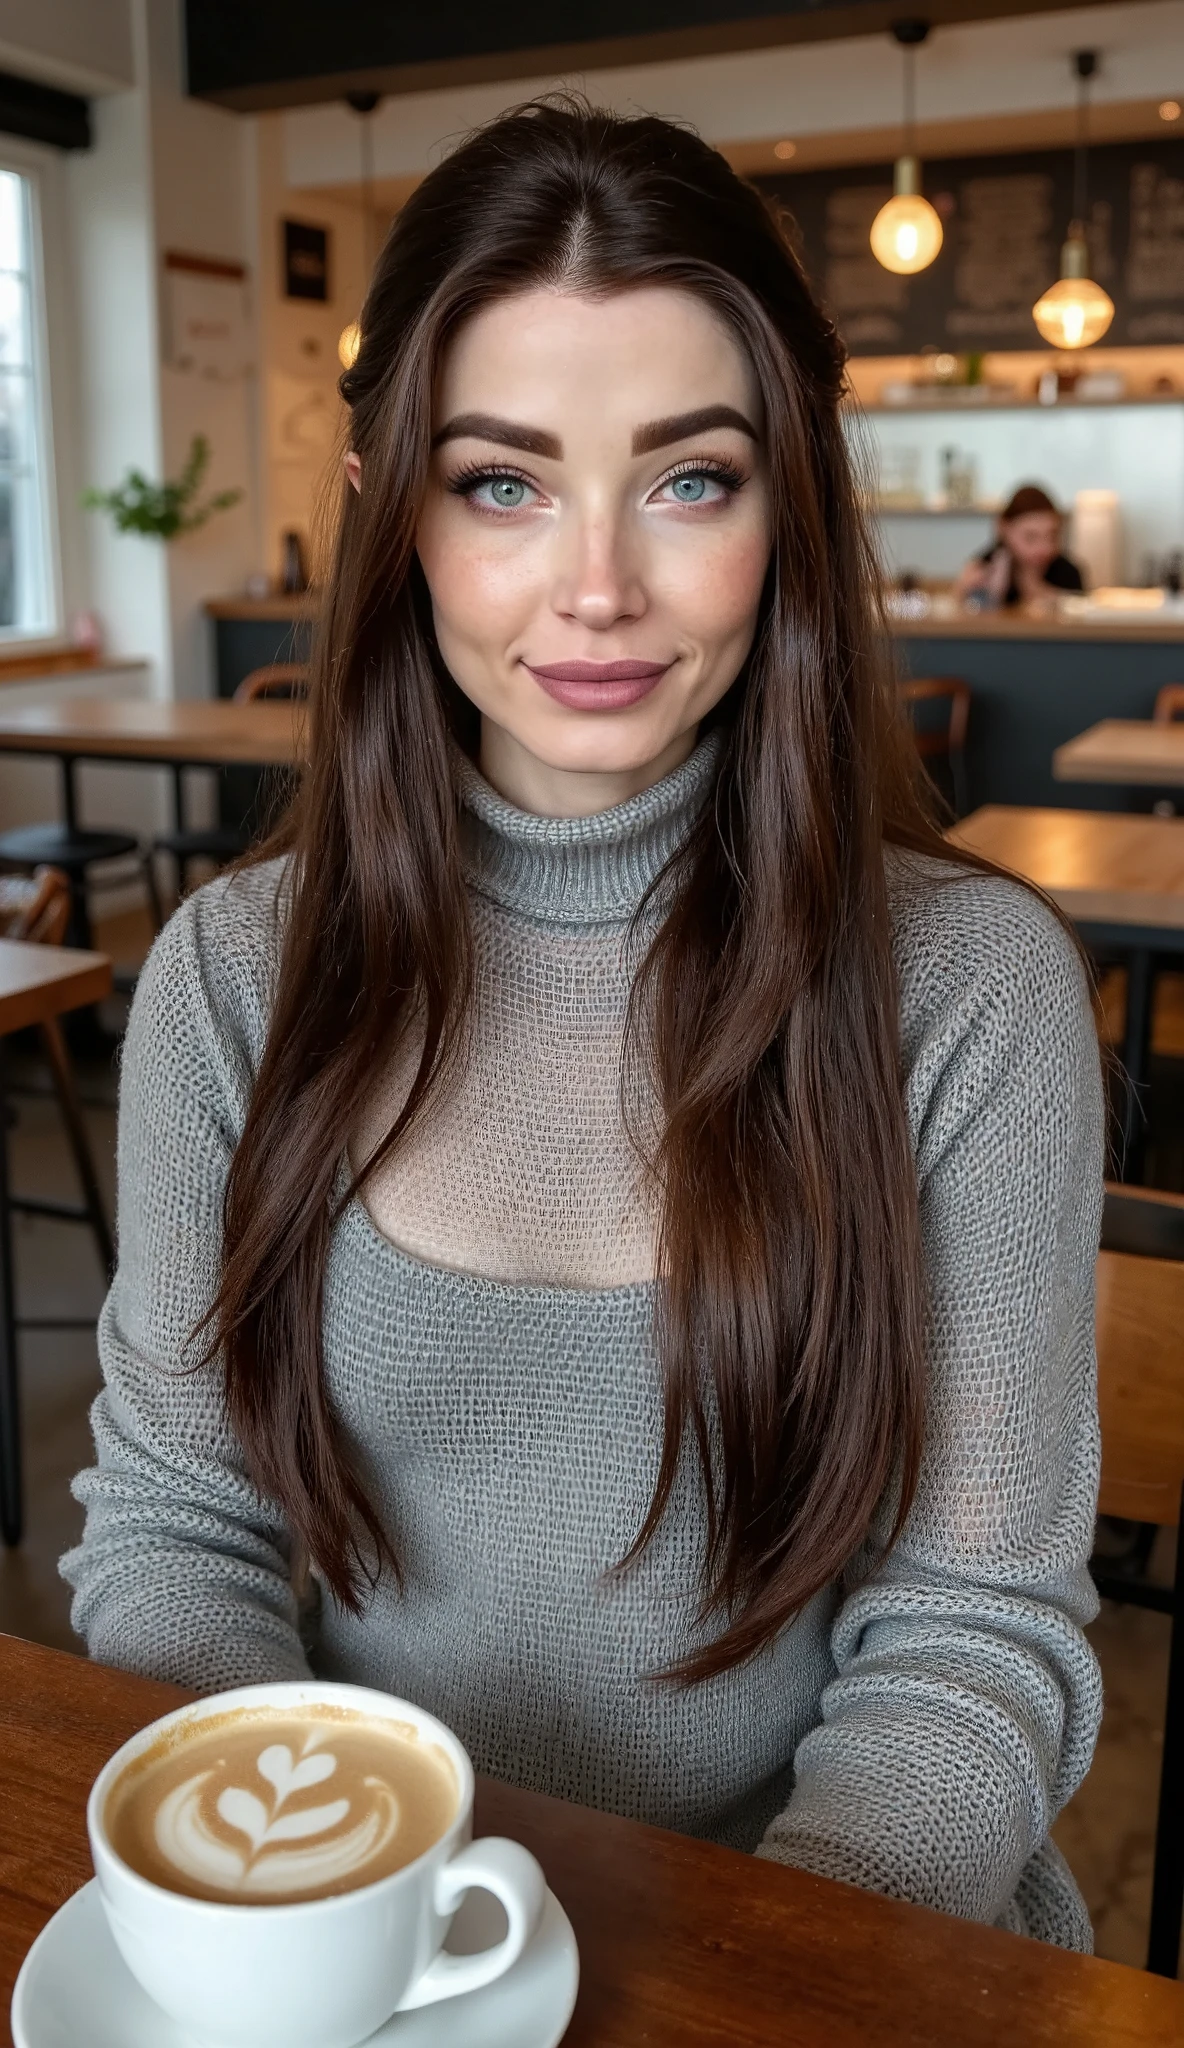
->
[443, 454, 750, 506]
[656, 457, 747, 496]
[446, 459, 535, 497]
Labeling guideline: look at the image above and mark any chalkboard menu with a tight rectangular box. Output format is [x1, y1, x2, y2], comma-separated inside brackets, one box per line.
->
[756, 139, 1184, 354]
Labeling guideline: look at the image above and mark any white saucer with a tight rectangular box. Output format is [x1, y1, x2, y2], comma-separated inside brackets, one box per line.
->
[11, 1878, 579, 2048]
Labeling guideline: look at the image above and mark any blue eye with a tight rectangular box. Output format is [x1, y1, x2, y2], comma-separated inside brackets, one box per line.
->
[485, 477, 527, 509]
[654, 462, 744, 507]
[449, 468, 536, 511]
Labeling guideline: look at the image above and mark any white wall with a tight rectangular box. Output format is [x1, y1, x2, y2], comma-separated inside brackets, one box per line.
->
[283, 0, 1184, 185]
[58, 0, 261, 715]
[141, 0, 260, 703]
[0, 0, 135, 95]
[256, 113, 365, 582]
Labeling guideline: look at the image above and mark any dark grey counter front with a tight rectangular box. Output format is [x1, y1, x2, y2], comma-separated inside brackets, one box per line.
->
[895, 632, 1184, 811]
[205, 598, 1184, 818]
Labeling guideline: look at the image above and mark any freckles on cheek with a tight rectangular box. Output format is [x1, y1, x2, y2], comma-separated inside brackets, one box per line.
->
[424, 530, 536, 637]
[671, 528, 771, 633]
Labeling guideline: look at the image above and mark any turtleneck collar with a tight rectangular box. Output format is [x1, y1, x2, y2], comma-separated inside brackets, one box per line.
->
[454, 730, 724, 925]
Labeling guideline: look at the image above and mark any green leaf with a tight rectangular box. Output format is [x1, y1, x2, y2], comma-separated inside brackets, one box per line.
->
[82, 435, 242, 541]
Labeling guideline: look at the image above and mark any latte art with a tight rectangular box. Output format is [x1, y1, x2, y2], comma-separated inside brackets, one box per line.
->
[155, 1737, 401, 1896]
[106, 1709, 458, 1904]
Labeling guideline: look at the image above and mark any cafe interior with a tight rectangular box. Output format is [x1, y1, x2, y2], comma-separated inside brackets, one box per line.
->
[1, 1, 1184, 2041]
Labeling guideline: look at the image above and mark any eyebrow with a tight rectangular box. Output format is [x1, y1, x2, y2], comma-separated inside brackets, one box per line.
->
[432, 412, 561, 458]
[631, 405, 759, 454]
[431, 401, 759, 462]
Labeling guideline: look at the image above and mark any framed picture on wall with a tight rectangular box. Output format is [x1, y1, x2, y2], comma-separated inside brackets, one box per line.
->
[283, 219, 330, 301]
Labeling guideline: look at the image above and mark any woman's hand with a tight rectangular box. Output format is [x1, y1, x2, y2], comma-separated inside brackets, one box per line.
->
[983, 545, 1012, 603]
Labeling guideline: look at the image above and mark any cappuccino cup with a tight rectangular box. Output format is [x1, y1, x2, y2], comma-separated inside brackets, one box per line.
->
[87, 1680, 547, 2048]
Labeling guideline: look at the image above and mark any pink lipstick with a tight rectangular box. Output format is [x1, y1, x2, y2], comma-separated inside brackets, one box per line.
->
[523, 658, 673, 712]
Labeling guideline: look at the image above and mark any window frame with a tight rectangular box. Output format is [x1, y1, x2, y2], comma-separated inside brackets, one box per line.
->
[0, 137, 64, 650]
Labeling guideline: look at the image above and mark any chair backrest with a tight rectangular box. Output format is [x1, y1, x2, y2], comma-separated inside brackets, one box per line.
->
[898, 676, 971, 758]
[234, 664, 309, 703]
[0, 865, 71, 947]
[1154, 684, 1184, 724]
[1096, 1183, 1184, 1527]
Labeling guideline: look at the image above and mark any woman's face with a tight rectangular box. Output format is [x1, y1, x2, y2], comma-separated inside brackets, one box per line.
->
[414, 285, 773, 813]
[1002, 510, 1061, 573]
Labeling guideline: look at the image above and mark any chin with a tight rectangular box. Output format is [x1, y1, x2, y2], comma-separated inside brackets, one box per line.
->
[513, 708, 695, 777]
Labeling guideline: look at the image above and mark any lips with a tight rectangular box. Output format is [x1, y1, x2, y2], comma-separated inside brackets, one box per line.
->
[523, 657, 673, 711]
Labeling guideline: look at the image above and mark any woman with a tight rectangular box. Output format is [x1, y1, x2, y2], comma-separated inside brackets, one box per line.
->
[955, 483, 1085, 609]
[64, 104, 1103, 1949]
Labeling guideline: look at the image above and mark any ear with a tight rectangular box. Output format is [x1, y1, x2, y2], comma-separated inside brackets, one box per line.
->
[344, 452, 362, 494]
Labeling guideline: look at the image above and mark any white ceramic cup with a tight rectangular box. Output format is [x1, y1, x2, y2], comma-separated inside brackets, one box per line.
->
[87, 1680, 547, 2048]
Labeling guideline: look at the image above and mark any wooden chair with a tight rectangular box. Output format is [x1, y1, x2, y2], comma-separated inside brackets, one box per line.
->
[899, 676, 971, 818]
[0, 867, 113, 1275]
[233, 663, 308, 703]
[1153, 686, 1184, 724]
[150, 665, 309, 900]
[1093, 1183, 1184, 1975]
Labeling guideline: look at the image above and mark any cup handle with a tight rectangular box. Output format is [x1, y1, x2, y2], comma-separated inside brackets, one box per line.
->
[396, 1836, 547, 2010]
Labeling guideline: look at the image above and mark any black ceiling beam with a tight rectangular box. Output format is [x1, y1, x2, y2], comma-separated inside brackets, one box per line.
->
[0, 70, 90, 150]
[185, 0, 1125, 112]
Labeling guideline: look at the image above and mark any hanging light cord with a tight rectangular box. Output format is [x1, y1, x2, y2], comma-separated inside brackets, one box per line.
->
[344, 89, 382, 274]
[361, 114, 374, 270]
[1074, 68, 1087, 222]
[1072, 51, 1096, 229]
[903, 42, 916, 156]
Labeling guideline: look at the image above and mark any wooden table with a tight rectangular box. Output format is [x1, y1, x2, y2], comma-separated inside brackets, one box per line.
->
[0, 697, 304, 771]
[0, 941, 111, 1548]
[1054, 720, 1184, 789]
[951, 805, 1184, 1177]
[2, 1635, 1180, 2048]
[0, 698, 307, 945]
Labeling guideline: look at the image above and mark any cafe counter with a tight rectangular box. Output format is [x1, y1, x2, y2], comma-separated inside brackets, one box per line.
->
[207, 596, 1184, 812]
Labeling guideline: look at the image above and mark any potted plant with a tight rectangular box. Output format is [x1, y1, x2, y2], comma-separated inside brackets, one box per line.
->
[84, 435, 242, 539]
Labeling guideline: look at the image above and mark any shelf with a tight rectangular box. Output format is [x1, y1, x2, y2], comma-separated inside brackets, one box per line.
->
[853, 395, 1184, 416]
[872, 504, 996, 518]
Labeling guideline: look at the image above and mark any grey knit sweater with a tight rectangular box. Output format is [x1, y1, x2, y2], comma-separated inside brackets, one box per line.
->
[62, 738, 1104, 1949]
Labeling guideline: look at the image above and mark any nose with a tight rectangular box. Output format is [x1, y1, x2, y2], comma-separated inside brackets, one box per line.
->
[551, 504, 647, 632]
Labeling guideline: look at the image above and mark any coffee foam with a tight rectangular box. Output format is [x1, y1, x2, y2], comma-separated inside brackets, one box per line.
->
[105, 1708, 458, 1905]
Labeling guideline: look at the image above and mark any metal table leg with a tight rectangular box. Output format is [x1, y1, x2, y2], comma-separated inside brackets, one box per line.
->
[59, 753, 94, 950]
[0, 1038, 22, 1545]
[1119, 947, 1154, 1183]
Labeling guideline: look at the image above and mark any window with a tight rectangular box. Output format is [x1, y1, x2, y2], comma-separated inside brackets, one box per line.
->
[0, 165, 56, 643]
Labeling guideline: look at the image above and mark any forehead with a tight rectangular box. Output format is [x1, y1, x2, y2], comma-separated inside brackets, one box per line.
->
[434, 285, 762, 430]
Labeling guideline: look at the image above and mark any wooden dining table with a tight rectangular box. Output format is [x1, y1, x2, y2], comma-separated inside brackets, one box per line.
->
[0, 697, 305, 772]
[950, 804, 1184, 1177]
[1054, 719, 1184, 790]
[0, 942, 112, 1550]
[1, 1634, 1181, 2047]
[0, 694, 305, 839]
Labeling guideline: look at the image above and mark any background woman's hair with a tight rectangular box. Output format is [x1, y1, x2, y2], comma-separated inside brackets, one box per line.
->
[1001, 484, 1061, 521]
[208, 98, 989, 1683]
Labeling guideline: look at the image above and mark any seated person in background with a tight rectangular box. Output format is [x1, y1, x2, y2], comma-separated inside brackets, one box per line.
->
[954, 484, 1085, 609]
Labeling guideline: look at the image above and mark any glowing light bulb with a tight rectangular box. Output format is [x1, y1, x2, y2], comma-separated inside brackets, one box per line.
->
[869, 159, 943, 275]
[1031, 233, 1114, 350]
[338, 322, 361, 370]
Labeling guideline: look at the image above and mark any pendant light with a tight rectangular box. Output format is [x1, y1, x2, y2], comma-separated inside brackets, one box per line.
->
[338, 90, 381, 371]
[870, 21, 944, 276]
[1031, 52, 1114, 350]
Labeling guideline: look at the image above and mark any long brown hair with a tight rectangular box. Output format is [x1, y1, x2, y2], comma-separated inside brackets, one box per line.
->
[210, 100, 966, 1682]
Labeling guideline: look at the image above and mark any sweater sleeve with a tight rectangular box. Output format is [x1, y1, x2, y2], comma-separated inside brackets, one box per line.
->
[60, 880, 312, 1691]
[756, 875, 1104, 1944]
